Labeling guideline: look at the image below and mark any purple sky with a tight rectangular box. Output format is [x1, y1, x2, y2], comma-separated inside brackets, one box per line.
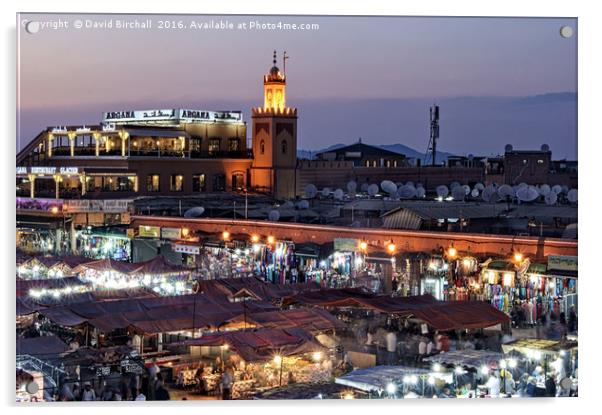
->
[17, 14, 577, 158]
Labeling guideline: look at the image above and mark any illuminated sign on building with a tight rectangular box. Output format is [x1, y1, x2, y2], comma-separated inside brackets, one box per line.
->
[102, 109, 243, 124]
[161, 227, 182, 240]
[31, 167, 57, 175]
[59, 167, 79, 174]
[173, 244, 201, 255]
[139, 225, 161, 238]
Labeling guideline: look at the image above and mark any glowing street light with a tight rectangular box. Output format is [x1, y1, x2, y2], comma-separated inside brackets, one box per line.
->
[386, 241, 396, 254]
[222, 230, 230, 240]
[312, 351, 323, 362]
[508, 358, 517, 369]
[358, 240, 368, 252]
[386, 382, 397, 395]
[432, 363, 442, 372]
[251, 234, 260, 243]
[447, 245, 457, 259]
[181, 228, 190, 238]
[513, 252, 524, 263]
[267, 235, 275, 245]
[480, 365, 490, 375]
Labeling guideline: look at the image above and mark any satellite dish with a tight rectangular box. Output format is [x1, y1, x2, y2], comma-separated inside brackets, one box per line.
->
[516, 186, 540, 202]
[497, 184, 515, 200]
[360, 183, 370, 193]
[25, 381, 39, 395]
[482, 185, 500, 203]
[450, 181, 461, 190]
[398, 185, 417, 199]
[281, 201, 295, 209]
[463, 185, 471, 195]
[367, 184, 379, 197]
[305, 184, 317, 199]
[268, 210, 280, 221]
[321, 187, 331, 197]
[552, 185, 563, 194]
[567, 188, 578, 203]
[416, 187, 426, 198]
[451, 186, 466, 201]
[333, 188, 344, 200]
[184, 206, 205, 218]
[297, 200, 310, 209]
[471, 188, 480, 198]
[539, 184, 551, 197]
[474, 182, 485, 191]
[380, 180, 397, 196]
[505, 144, 513, 152]
[541, 144, 550, 152]
[545, 192, 558, 205]
[436, 185, 449, 198]
[346, 181, 357, 193]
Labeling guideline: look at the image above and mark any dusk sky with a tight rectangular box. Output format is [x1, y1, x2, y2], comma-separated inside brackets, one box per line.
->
[17, 14, 577, 159]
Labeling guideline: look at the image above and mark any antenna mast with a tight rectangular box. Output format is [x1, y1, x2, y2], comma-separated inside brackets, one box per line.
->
[424, 104, 440, 167]
[283, 51, 289, 76]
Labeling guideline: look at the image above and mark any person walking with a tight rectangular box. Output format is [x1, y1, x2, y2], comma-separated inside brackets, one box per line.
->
[568, 306, 577, 333]
[220, 368, 234, 400]
[81, 383, 96, 401]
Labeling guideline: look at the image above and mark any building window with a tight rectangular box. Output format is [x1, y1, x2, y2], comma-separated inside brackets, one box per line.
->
[537, 159, 544, 164]
[232, 172, 245, 191]
[213, 174, 226, 191]
[146, 174, 160, 192]
[281, 139, 287, 155]
[208, 138, 220, 155]
[394, 160, 398, 167]
[386, 160, 391, 167]
[365, 160, 370, 167]
[260, 140, 265, 154]
[192, 174, 206, 192]
[170, 174, 184, 192]
[228, 138, 240, 152]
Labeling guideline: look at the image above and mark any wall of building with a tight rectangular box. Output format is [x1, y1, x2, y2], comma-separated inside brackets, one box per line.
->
[130, 216, 578, 259]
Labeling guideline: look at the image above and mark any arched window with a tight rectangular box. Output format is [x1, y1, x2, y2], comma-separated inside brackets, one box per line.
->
[281, 139, 287, 155]
[260, 140, 265, 154]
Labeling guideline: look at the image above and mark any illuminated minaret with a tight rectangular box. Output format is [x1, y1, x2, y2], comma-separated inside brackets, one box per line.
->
[263, 50, 287, 111]
[251, 51, 298, 200]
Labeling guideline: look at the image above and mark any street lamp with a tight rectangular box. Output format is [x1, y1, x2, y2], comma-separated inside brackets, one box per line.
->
[513, 252, 524, 263]
[274, 355, 283, 386]
[267, 235, 275, 245]
[358, 240, 368, 252]
[222, 230, 230, 241]
[251, 234, 260, 243]
[386, 241, 396, 254]
[447, 245, 457, 259]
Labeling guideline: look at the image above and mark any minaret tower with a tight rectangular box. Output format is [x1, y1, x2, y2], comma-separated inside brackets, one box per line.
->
[250, 51, 298, 200]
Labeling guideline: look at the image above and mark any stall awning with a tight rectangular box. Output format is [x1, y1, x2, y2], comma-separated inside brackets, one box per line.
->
[424, 350, 505, 369]
[17, 335, 69, 358]
[501, 338, 578, 357]
[222, 308, 345, 333]
[335, 365, 433, 392]
[176, 327, 325, 362]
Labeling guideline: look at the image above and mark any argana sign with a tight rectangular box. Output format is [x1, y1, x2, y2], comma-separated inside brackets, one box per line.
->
[102, 108, 243, 124]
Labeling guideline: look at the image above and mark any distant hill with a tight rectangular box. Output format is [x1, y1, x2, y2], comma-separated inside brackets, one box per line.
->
[297, 142, 455, 164]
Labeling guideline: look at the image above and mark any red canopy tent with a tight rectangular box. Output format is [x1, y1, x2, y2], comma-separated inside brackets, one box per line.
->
[177, 327, 325, 362]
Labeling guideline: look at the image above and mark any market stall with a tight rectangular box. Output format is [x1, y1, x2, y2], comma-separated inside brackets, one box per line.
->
[175, 327, 332, 398]
[335, 365, 452, 398]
